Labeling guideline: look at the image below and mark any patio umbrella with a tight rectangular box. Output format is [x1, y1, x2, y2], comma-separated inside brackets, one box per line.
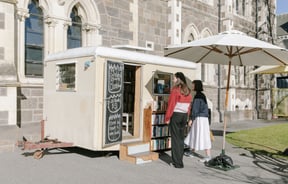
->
[250, 65, 288, 120]
[164, 30, 288, 169]
[250, 65, 288, 74]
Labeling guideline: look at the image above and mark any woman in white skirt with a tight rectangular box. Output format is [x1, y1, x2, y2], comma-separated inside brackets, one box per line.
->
[184, 80, 211, 162]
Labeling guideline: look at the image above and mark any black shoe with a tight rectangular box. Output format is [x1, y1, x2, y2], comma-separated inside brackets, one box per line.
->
[184, 151, 195, 158]
[169, 162, 184, 168]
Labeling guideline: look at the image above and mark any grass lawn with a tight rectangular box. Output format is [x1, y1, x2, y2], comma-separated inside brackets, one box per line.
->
[226, 123, 288, 160]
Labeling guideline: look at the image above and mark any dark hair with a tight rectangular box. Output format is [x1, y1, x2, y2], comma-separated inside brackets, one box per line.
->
[175, 72, 187, 84]
[175, 72, 190, 96]
[192, 80, 203, 92]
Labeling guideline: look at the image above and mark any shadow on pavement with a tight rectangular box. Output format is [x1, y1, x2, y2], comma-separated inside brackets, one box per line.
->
[22, 147, 119, 159]
[211, 129, 234, 136]
[158, 151, 172, 165]
[241, 149, 288, 178]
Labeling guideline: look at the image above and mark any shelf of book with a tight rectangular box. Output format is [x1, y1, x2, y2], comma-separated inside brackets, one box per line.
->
[150, 137, 171, 151]
[143, 106, 171, 151]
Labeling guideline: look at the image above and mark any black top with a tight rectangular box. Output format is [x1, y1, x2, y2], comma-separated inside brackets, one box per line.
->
[189, 92, 209, 121]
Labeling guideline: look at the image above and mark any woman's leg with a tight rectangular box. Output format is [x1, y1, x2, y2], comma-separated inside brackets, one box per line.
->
[205, 149, 211, 158]
[169, 113, 186, 168]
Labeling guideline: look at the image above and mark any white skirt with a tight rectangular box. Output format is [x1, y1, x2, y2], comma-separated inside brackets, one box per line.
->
[184, 117, 211, 151]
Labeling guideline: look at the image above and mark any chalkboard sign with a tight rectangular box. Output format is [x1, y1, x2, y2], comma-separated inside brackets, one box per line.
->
[104, 60, 124, 145]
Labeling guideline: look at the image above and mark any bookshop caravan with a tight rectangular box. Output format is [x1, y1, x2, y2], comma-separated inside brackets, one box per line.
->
[43, 46, 196, 153]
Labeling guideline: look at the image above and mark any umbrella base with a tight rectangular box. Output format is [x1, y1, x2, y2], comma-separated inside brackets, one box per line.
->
[204, 154, 240, 171]
[205, 162, 240, 171]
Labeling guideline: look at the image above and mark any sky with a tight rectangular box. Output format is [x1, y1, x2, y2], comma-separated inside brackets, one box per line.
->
[276, 0, 288, 15]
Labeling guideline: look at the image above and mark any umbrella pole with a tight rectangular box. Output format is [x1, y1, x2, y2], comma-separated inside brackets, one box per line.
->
[205, 60, 239, 171]
[222, 60, 231, 155]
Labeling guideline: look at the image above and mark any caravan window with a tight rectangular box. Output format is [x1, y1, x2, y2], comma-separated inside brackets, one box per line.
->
[56, 63, 76, 91]
[153, 72, 172, 95]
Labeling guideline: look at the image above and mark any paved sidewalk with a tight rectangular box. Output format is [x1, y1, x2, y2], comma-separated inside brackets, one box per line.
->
[0, 123, 41, 153]
[0, 119, 287, 184]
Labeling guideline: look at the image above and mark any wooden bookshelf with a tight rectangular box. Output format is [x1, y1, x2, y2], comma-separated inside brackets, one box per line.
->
[143, 106, 171, 151]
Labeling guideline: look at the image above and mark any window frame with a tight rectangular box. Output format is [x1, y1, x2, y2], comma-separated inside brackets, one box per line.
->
[152, 71, 172, 96]
[24, 0, 44, 78]
[56, 61, 77, 92]
[276, 76, 288, 88]
[67, 6, 82, 49]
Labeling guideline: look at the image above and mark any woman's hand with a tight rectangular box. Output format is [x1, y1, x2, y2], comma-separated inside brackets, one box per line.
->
[165, 120, 170, 124]
[188, 120, 192, 126]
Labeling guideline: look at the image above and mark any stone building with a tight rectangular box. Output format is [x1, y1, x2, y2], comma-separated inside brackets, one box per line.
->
[277, 13, 288, 49]
[0, 0, 277, 127]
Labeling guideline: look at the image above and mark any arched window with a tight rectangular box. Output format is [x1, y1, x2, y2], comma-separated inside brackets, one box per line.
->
[25, 0, 44, 77]
[187, 33, 194, 42]
[67, 7, 82, 49]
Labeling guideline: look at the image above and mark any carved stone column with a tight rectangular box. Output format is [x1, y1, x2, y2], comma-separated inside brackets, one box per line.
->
[44, 17, 58, 54]
[63, 21, 72, 50]
[16, 8, 29, 82]
[83, 23, 103, 47]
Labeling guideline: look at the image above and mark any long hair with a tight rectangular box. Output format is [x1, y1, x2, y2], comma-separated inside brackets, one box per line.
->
[192, 80, 207, 104]
[174, 72, 190, 96]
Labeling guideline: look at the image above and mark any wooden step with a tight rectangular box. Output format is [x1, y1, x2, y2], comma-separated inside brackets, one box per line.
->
[119, 141, 159, 164]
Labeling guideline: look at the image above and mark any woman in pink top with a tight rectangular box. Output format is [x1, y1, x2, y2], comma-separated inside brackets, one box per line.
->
[165, 72, 192, 168]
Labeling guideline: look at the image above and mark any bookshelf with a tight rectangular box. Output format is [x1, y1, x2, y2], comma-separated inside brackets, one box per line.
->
[143, 71, 173, 151]
[143, 100, 171, 151]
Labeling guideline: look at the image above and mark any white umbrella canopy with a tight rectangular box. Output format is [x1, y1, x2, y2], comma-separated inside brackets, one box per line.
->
[165, 30, 288, 66]
[250, 65, 288, 74]
[164, 30, 288, 157]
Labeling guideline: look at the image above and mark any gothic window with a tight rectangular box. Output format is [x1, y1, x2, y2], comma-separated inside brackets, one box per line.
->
[236, 0, 239, 14]
[25, 0, 44, 77]
[242, 0, 246, 16]
[176, 14, 179, 22]
[187, 33, 194, 42]
[235, 0, 246, 16]
[0, 47, 4, 60]
[67, 6, 82, 49]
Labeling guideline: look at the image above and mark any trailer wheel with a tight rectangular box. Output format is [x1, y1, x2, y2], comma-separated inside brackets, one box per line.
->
[33, 150, 44, 159]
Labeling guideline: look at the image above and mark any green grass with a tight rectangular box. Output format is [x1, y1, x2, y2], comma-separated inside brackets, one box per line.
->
[226, 123, 288, 160]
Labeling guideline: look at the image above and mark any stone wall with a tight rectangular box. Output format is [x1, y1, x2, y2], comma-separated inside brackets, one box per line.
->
[0, 87, 8, 125]
[0, 111, 8, 125]
[17, 87, 43, 126]
[204, 85, 219, 123]
[225, 110, 255, 124]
